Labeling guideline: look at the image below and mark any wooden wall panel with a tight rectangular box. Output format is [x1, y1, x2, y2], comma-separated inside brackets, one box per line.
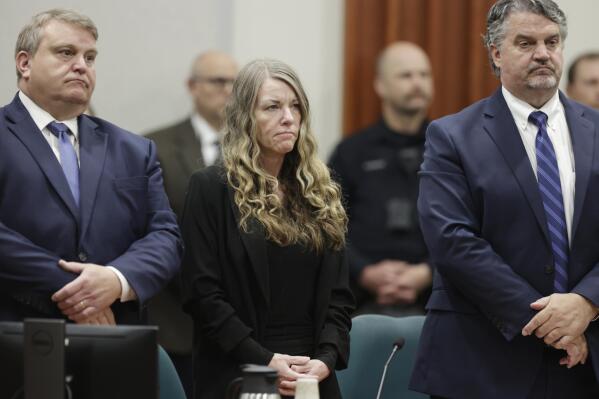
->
[343, 0, 386, 136]
[343, 0, 499, 135]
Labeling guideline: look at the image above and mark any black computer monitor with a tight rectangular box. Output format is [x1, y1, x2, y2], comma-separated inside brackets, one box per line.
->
[0, 321, 158, 399]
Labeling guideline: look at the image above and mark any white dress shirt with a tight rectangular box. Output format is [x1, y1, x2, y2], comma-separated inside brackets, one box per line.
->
[19, 91, 80, 162]
[18, 91, 136, 302]
[502, 87, 575, 245]
[191, 112, 221, 166]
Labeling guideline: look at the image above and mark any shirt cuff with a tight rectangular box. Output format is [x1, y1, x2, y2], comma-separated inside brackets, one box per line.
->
[106, 266, 137, 302]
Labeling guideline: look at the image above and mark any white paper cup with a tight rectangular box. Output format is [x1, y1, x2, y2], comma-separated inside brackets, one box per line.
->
[294, 377, 319, 399]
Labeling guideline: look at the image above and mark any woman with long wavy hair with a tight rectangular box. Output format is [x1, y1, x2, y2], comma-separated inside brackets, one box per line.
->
[181, 59, 354, 398]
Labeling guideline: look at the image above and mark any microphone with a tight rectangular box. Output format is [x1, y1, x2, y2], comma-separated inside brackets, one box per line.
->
[375, 337, 405, 399]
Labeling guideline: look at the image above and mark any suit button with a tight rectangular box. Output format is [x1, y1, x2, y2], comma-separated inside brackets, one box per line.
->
[545, 265, 554, 274]
[78, 252, 88, 262]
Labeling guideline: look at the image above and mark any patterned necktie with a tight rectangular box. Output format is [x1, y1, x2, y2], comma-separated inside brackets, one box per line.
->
[47, 121, 80, 207]
[529, 111, 568, 293]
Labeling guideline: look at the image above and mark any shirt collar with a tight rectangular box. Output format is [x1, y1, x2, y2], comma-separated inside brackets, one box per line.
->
[502, 86, 562, 131]
[18, 91, 79, 138]
[190, 112, 220, 146]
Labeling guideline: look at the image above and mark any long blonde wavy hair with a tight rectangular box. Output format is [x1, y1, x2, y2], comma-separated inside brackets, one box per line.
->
[222, 59, 347, 252]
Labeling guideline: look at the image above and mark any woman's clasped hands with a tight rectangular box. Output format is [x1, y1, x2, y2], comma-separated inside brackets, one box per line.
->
[268, 353, 330, 396]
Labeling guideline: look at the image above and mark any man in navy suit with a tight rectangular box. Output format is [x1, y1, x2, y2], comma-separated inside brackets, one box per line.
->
[0, 9, 182, 325]
[410, 0, 599, 398]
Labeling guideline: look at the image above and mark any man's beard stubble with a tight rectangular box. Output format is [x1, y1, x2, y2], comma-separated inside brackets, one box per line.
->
[526, 63, 560, 90]
[390, 91, 430, 117]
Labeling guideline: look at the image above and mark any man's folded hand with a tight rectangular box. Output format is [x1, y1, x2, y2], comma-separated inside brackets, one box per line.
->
[52, 260, 121, 322]
[522, 293, 597, 344]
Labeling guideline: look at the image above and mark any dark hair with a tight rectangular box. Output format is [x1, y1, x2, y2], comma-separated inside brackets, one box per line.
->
[483, 0, 567, 76]
[567, 52, 599, 85]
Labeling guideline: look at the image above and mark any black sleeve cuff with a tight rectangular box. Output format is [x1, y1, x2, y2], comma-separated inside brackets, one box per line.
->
[315, 344, 338, 372]
[346, 245, 371, 279]
[229, 336, 274, 366]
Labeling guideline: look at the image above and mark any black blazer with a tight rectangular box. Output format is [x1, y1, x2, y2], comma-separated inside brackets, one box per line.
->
[181, 165, 354, 399]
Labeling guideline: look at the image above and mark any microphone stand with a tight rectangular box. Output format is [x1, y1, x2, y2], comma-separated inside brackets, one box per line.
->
[375, 338, 405, 399]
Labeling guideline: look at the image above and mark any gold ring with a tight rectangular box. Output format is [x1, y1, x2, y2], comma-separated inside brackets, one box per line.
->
[79, 300, 85, 310]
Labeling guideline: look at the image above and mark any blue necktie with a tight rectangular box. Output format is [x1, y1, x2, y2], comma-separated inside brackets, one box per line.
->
[529, 111, 568, 293]
[47, 121, 80, 207]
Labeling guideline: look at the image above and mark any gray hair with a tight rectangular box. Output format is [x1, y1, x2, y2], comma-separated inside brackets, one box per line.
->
[483, 0, 567, 76]
[15, 8, 98, 79]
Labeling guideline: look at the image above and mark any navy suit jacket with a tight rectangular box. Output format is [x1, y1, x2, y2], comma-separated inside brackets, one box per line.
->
[0, 94, 183, 323]
[410, 89, 599, 398]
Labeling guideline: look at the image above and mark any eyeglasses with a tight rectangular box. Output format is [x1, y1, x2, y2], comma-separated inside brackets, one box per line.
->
[192, 76, 235, 89]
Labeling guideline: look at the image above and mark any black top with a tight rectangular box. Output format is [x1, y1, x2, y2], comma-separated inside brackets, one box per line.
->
[231, 241, 337, 372]
[266, 241, 319, 332]
[329, 119, 429, 278]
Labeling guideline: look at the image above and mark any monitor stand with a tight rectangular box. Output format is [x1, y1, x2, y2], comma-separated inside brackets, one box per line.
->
[24, 319, 65, 399]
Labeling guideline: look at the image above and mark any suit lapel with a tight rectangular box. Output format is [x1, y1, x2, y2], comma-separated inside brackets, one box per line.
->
[177, 119, 205, 173]
[482, 89, 551, 245]
[4, 95, 79, 221]
[78, 115, 107, 241]
[226, 184, 270, 307]
[561, 94, 595, 238]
